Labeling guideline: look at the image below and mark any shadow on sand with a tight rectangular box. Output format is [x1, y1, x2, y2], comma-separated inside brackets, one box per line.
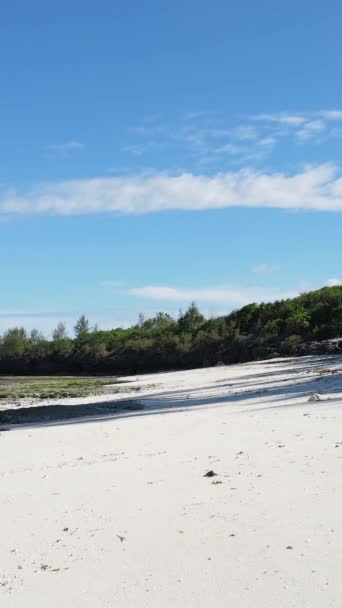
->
[1, 354, 341, 431]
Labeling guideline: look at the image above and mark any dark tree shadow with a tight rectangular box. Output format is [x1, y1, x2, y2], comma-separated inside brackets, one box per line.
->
[1, 354, 341, 431]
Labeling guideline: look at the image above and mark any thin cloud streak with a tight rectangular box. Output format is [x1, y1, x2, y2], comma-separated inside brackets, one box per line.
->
[47, 141, 84, 152]
[252, 263, 279, 274]
[124, 109, 342, 167]
[296, 120, 326, 141]
[320, 110, 342, 120]
[252, 113, 306, 126]
[2, 164, 342, 217]
[128, 285, 297, 306]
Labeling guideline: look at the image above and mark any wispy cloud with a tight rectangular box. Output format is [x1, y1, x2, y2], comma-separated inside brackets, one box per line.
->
[253, 113, 306, 126]
[205, 128, 233, 138]
[230, 125, 258, 140]
[258, 136, 276, 146]
[320, 110, 342, 120]
[296, 120, 326, 141]
[215, 143, 243, 155]
[0, 310, 73, 319]
[253, 110, 342, 143]
[127, 285, 297, 306]
[122, 144, 148, 156]
[252, 263, 279, 274]
[47, 141, 84, 153]
[184, 110, 220, 121]
[124, 109, 342, 171]
[2, 164, 342, 218]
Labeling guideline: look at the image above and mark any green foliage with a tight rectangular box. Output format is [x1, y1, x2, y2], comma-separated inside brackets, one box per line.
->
[53, 322, 68, 341]
[30, 329, 45, 345]
[74, 315, 90, 339]
[142, 312, 176, 333]
[263, 318, 282, 337]
[178, 302, 205, 332]
[0, 287, 342, 374]
[279, 334, 303, 355]
[235, 303, 260, 334]
[1, 327, 28, 356]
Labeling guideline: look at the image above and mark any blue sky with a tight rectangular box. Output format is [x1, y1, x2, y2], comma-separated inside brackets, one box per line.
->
[1, 0, 342, 334]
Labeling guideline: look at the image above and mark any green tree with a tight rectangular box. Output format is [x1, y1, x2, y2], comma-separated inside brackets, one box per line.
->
[237, 303, 260, 335]
[285, 311, 310, 337]
[263, 318, 282, 338]
[74, 315, 90, 339]
[178, 302, 205, 332]
[1, 327, 28, 356]
[53, 322, 68, 341]
[143, 312, 176, 332]
[29, 328, 44, 344]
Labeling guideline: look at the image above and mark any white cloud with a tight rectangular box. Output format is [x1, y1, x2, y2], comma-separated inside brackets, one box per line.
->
[47, 141, 84, 152]
[184, 111, 219, 121]
[124, 110, 342, 170]
[122, 144, 148, 156]
[206, 128, 234, 138]
[258, 136, 276, 146]
[320, 110, 342, 120]
[296, 120, 326, 141]
[231, 126, 258, 140]
[0, 309, 72, 319]
[252, 263, 278, 274]
[3, 164, 342, 217]
[326, 278, 342, 287]
[127, 285, 297, 306]
[215, 143, 242, 155]
[255, 110, 342, 127]
[253, 113, 306, 126]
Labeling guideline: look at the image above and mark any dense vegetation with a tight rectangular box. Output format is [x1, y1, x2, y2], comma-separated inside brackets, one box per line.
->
[1, 286, 342, 375]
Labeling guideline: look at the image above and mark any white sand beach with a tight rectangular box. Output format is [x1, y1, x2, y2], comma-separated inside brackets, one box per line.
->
[1, 354, 342, 607]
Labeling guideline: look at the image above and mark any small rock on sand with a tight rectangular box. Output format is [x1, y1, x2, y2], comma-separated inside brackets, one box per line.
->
[308, 393, 322, 402]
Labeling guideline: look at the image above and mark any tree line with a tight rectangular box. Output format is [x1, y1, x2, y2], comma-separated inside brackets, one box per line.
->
[1, 286, 342, 375]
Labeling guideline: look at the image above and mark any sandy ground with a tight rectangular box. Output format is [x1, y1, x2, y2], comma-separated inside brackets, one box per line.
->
[1, 355, 342, 607]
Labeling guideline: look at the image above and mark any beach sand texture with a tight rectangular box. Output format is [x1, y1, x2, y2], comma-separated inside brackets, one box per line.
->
[1, 355, 342, 607]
